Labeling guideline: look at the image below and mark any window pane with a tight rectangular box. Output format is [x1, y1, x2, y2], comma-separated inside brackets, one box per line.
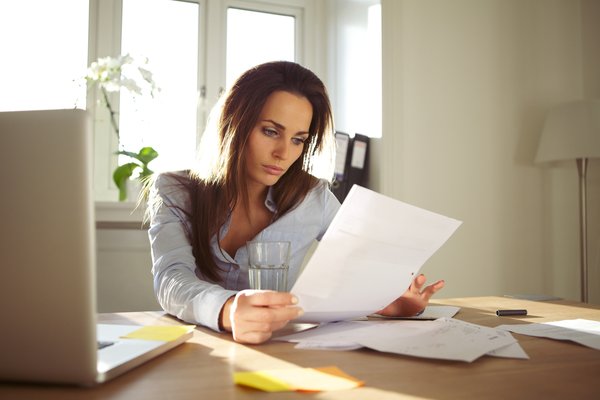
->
[120, 0, 199, 173]
[366, 4, 381, 138]
[0, 0, 88, 111]
[333, 2, 381, 139]
[226, 8, 295, 88]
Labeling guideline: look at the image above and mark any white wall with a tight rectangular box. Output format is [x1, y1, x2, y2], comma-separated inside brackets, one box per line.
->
[580, 0, 600, 304]
[376, 0, 599, 303]
[96, 228, 159, 312]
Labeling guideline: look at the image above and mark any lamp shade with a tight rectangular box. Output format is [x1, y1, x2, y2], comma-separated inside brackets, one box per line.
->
[536, 99, 600, 163]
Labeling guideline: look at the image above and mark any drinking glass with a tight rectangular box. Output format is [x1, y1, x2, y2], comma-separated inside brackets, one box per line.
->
[246, 241, 291, 291]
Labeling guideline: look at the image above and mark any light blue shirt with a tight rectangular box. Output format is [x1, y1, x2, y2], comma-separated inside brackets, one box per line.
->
[148, 173, 340, 331]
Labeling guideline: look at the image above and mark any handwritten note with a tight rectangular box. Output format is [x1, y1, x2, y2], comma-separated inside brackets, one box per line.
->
[277, 318, 527, 362]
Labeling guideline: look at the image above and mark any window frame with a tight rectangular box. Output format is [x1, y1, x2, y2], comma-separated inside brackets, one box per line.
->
[89, 0, 315, 204]
[222, 0, 306, 69]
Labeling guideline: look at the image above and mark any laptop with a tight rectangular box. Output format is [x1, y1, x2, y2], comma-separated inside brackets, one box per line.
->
[0, 109, 192, 386]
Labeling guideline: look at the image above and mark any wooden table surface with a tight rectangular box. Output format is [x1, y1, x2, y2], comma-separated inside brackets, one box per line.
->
[1, 296, 599, 399]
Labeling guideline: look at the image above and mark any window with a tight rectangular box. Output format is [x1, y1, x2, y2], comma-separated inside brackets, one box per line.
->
[119, 0, 200, 174]
[2, 0, 382, 204]
[91, 0, 308, 201]
[0, 0, 88, 111]
[225, 7, 296, 88]
[329, 1, 381, 138]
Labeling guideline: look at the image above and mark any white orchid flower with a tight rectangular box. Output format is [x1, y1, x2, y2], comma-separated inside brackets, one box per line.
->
[85, 53, 158, 96]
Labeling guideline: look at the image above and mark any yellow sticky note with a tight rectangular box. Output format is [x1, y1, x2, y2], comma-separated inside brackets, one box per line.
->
[234, 371, 292, 392]
[234, 366, 362, 392]
[122, 325, 194, 342]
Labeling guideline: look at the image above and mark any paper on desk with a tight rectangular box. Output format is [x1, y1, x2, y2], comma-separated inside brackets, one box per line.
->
[291, 185, 462, 323]
[358, 318, 519, 362]
[294, 342, 363, 351]
[277, 318, 525, 362]
[486, 342, 529, 359]
[370, 305, 461, 320]
[497, 319, 600, 350]
[276, 320, 374, 351]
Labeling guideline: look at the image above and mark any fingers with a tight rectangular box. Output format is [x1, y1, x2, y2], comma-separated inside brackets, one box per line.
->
[414, 273, 426, 287]
[412, 275, 444, 295]
[243, 290, 299, 307]
[242, 300, 303, 323]
[231, 319, 289, 344]
[230, 290, 304, 344]
[432, 279, 445, 291]
[379, 275, 445, 318]
[409, 274, 426, 293]
[421, 279, 445, 297]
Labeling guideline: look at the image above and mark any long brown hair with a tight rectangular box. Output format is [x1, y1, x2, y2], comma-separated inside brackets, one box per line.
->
[156, 61, 334, 282]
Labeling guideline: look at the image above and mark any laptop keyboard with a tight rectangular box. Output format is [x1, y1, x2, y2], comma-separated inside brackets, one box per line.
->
[97, 340, 115, 350]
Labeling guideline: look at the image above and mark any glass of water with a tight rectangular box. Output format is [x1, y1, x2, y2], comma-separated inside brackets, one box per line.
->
[246, 241, 291, 292]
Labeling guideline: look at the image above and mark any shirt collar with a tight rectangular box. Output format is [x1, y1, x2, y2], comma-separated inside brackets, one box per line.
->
[265, 186, 278, 213]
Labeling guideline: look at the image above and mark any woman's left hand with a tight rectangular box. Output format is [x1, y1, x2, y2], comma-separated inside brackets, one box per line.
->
[376, 274, 445, 317]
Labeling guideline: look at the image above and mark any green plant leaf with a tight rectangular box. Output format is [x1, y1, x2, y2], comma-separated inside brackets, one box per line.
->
[116, 150, 140, 159]
[116, 146, 158, 166]
[137, 146, 159, 164]
[113, 146, 158, 201]
[113, 162, 140, 201]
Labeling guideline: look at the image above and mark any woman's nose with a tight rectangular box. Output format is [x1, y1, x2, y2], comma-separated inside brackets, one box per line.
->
[273, 139, 290, 160]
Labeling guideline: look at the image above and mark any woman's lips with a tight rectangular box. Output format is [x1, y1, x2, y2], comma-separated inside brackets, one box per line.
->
[263, 164, 284, 176]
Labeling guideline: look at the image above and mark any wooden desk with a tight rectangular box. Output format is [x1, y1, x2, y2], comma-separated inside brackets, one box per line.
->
[1, 296, 599, 399]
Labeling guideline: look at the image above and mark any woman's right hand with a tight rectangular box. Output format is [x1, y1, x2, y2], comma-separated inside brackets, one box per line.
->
[220, 290, 304, 344]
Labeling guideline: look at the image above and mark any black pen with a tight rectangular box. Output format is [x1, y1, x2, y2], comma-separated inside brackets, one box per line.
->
[496, 309, 527, 316]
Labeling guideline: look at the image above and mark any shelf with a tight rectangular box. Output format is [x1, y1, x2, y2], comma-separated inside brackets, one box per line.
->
[95, 201, 148, 230]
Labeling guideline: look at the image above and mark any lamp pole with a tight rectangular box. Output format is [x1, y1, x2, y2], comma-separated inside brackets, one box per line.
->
[576, 157, 589, 303]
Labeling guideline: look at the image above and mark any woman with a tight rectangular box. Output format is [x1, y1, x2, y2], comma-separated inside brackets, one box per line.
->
[148, 61, 444, 344]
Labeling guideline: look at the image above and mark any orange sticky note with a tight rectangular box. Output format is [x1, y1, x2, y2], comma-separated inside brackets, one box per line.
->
[315, 366, 365, 386]
[121, 325, 194, 342]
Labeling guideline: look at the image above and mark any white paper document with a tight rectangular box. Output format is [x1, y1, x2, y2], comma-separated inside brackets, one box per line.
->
[371, 305, 461, 320]
[486, 342, 530, 359]
[497, 319, 600, 350]
[276, 318, 527, 362]
[291, 185, 462, 323]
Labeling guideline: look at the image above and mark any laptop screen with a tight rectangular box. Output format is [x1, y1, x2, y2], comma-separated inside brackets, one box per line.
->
[0, 109, 98, 384]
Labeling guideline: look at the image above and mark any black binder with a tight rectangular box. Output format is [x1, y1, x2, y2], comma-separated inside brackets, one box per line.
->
[332, 132, 369, 202]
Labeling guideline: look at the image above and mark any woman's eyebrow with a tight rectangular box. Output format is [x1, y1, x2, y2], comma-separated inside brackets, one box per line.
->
[263, 119, 309, 135]
[262, 119, 285, 130]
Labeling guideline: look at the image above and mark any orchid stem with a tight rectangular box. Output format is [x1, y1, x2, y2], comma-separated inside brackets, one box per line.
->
[101, 87, 121, 141]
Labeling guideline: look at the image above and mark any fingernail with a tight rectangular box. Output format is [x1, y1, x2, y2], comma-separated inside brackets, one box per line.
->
[297, 308, 304, 316]
[290, 296, 298, 304]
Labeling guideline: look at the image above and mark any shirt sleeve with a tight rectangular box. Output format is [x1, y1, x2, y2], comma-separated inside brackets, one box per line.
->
[147, 173, 237, 332]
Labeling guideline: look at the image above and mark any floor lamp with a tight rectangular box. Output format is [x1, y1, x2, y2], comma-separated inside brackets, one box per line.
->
[535, 99, 600, 303]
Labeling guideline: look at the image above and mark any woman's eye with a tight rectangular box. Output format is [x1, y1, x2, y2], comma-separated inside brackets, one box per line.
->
[263, 127, 278, 137]
[292, 137, 307, 145]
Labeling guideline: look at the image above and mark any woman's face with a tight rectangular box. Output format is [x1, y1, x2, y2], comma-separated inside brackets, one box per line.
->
[245, 90, 312, 189]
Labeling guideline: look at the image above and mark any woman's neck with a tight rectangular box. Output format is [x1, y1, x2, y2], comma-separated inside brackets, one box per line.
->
[245, 182, 269, 210]
[219, 183, 272, 257]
